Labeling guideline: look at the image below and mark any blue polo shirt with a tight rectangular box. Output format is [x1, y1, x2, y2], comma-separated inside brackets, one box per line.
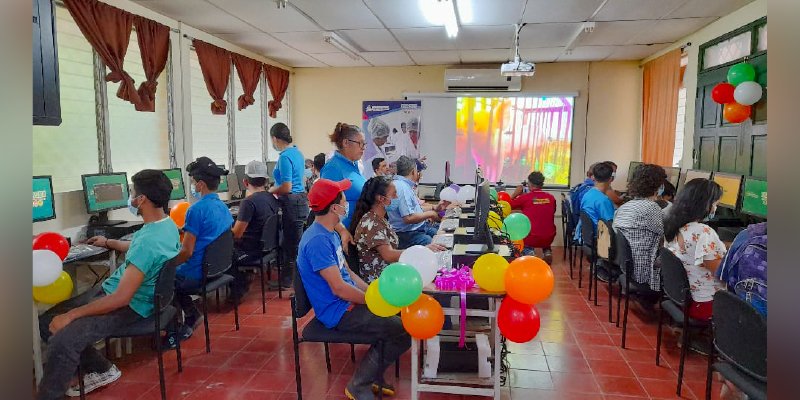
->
[177, 193, 233, 281]
[574, 187, 615, 242]
[297, 222, 356, 329]
[273, 145, 306, 194]
[387, 176, 425, 233]
[320, 151, 366, 227]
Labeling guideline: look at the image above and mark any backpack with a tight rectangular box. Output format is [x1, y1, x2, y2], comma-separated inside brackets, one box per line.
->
[568, 183, 591, 232]
[719, 223, 767, 315]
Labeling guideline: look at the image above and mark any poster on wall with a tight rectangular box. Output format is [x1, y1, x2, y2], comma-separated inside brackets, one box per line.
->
[362, 100, 423, 178]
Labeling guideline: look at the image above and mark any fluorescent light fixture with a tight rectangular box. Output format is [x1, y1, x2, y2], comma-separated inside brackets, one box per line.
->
[323, 32, 361, 61]
[564, 21, 595, 54]
[455, 0, 473, 24]
[419, 0, 460, 38]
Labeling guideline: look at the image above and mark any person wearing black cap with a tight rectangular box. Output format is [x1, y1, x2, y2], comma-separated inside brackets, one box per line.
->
[166, 157, 233, 347]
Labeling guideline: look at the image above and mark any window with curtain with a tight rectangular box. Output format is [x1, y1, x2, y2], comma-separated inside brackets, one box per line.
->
[234, 77, 263, 165]
[33, 5, 99, 193]
[266, 87, 289, 162]
[702, 31, 752, 69]
[107, 30, 170, 175]
[189, 49, 230, 167]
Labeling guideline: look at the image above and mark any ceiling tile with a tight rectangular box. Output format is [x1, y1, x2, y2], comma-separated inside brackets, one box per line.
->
[456, 25, 514, 50]
[580, 21, 653, 46]
[522, 0, 606, 23]
[459, 49, 514, 63]
[633, 17, 717, 45]
[408, 50, 461, 65]
[134, 0, 257, 34]
[214, 32, 288, 54]
[311, 53, 372, 67]
[593, 0, 688, 22]
[461, 0, 527, 25]
[360, 52, 416, 66]
[517, 23, 583, 48]
[272, 31, 337, 54]
[338, 29, 403, 52]
[392, 27, 458, 51]
[265, 47, 327, 68]
[605, 43, 671, 60]
[666, 0, 754, 19]
[205, 0, 320, 33]
[518, 47, 565, 63]
[290, 0, 383, 30]
[363, 0, 436, 29]
[555, 46, 615, 61]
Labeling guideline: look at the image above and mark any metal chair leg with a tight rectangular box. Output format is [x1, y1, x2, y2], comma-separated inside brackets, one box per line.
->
[705, 330, 715, 400]
[655, 306, 665, 365]
[324, 342, 332, 372]
[616, 281, 623, 327]
[593, 257, 599, 306]
[259, 266, 266, 314]
[215, 289, 221, 312]
[587, 257, 594, 301]
[176, 325, 183, 373]
[155, 332, 167, 400]
[578, 248, 584, 288]
[203, 291, 211, 353]
[677, 318, 690, 396]
[77, 364, 85, 400]
[607, 273, 613, 322]
[233, 287, 240, 331]
[350, 343, 356, 362]
[293, 339, 303, 400]
[395, 359, 400, 378]
[621, 280, 631, 349]
[378, 341, 385, 400]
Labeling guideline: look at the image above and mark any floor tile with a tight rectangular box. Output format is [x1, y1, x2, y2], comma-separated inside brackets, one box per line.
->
[507, 369, 553, 390]
[587, 358, 634, 377]
[594, 375, 647, 397]
[549, 371, 600, 393]
[506, 354, 548, 371]
[544, 355, 591, 373]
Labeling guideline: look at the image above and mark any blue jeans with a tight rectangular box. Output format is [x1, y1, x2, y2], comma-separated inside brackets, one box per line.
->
[396, 222, 440, 249]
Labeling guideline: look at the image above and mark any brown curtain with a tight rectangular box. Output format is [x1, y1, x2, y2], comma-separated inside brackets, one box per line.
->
[193, 40, 231, 115]
[641, 49, 682, 166]
[265, 65, 290, 118]
[133, 16, 170, 112]
[233, 54, 262, 111]
[64, 0, 140, 105]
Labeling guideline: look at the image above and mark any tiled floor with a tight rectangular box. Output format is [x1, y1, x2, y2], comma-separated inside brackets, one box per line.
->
[72, 248, 721, 399]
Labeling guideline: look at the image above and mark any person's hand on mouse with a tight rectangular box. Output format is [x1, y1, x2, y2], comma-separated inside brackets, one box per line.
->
[86, 236, 108, 248]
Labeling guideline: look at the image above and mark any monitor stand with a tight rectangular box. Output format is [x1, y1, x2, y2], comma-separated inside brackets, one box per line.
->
[464, 243, 499, 255]
[88, 211, 125, 227]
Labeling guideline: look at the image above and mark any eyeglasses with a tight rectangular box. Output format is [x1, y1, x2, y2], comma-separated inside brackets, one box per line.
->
[345, 138, 366, 149]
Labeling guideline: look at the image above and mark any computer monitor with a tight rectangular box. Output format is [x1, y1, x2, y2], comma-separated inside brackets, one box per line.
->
[444, 161, 451, 186]
[417, 184, 438, 200]
[740, 177, 767, 218]
[216, 165, 229, 193]
[160, 168, 186, 200]
[228, 164, 247, 200]
[663, 166, 681, 187]
[81, 172, 130, 226]
[265, 161, 277, 183]
[467, 180, 497, 254]
[712, 172, 743, 209]
[33, 175, 56, 222]
[627, 161, 643, 183]
[678, 169, 713, 192]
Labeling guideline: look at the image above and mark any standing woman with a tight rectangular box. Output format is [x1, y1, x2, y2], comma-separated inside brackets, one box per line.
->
[320, 123, 367, 227]
[268, 123, 309, 288]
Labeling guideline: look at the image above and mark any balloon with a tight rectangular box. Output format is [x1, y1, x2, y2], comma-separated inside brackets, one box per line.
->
[366, 280, 401, 317]
[378, 263, 423, 307]
[170, 201, 190, 228]
[487, 211, 503, 230]
[512, 240, 524, 253]
[497, 191, 511, 203]
[32, 232, 69, 261]
[32, 249, 63, 287]
[727, 62, 756, 86]
[449, 184, 461, 193]
[461, 185, 476, 199]
[498, 200, 512, 218]
[401, 294, 445, 339]
[33, 271, 73, 304]
[400, 245, 439, 285]
[503, 213, 531, 241]
[489, 187, 498, 201]
[498, 297, 541, 343]
[710, 82, 735, 104]
[439, 187, 458, 203]
[733, 81, 763, 106]
[505, 256, 555, 305]
[723, 102, 751, 124]
[457, 188, 473, 205]
[472, 253, 509, 292]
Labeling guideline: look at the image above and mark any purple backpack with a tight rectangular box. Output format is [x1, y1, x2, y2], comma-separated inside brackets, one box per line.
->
[719, 223, 767, 315]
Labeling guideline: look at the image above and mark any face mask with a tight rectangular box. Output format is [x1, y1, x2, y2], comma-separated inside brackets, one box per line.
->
[657, 184, 665, 197]
[610, 172, 616, 181]
[190, 184, 202, 200]
[337, 202, 349, 222]
[704, 206, 717, 221]
[127, 195, 140, 216]
[304, 168, 313, 179]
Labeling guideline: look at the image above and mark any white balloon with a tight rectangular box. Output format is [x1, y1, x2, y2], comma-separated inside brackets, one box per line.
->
[733, 81, 763, 106]
[457, 189, 473, 205]
[32, 249, 63, 287]
[400, 245, 438, 285]
[439, 187, 458, 202]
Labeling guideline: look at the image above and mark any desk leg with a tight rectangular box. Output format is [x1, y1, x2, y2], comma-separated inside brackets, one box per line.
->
[410, 339, 419, 400]
[492, 298, 501, 400]
[33, 304, 44, 385]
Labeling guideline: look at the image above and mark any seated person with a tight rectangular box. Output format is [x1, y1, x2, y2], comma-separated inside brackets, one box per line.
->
[37, 170, 180, 399]
[167, 157, 233, 346]
[372, 157, 390, 177]
[664, 178, 727, 321]
[568, 163, 597, 232]
[613, 164, 668, 309]
[716, 222, 767, 316]
[574, 162, 616, 243]
[510, 171, 557, 264]
[230, 160, 280, 301]
[656, 180, 676, 215]
[387, 156, 444, 249]
[350, 177, 445, 283]
[299, 179, 411, 399]
[602, 160, 624, 206]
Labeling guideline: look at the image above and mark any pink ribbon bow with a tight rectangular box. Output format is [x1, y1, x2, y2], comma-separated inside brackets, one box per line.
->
[434, 264, 475, 347]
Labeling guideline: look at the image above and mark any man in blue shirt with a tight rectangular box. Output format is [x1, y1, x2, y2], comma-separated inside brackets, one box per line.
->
[169, 157, 233, 345]
[568, 162, 597, 232]
[387, 156, 443, 249]
[575, 162, 616, 243]
[298, 178, 410, 400]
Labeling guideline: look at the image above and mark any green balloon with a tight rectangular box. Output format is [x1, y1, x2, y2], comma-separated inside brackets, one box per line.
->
[503, 213, 531, 241]
[489, 187, 498, 201]
[727, 62, 756, 86]
[378, 262, 423, 307]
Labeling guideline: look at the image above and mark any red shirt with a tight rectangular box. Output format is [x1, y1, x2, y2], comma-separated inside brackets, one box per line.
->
[509, 189, 557, 248]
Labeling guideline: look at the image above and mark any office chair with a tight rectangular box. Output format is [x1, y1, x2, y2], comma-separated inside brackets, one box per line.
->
[578, 212, 598, 303]
[596, 220, 618, 322]
[236, 213, 282, 308]
[560, 196, 577, 279]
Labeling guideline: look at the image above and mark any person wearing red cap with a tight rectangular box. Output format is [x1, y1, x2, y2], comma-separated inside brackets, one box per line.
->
[298, 179, 410, 400]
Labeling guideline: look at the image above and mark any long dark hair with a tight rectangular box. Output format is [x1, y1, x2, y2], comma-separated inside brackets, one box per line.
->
[664, 178, 723, 241]
[349, 176, 392, 234]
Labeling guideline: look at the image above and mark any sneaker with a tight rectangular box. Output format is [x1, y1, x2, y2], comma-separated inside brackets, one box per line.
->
[372, 381, 396, 396]
[542, 250, 553, 265]
[162, 325, 194, 350]
[345, 383, 376, 400]
[65, 365, 121, 397]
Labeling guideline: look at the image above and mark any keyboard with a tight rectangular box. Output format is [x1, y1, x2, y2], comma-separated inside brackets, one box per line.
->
[437, 250, 453, 270]
[432, 234, 454, 249]
[444, 208, 461, 219]
[64, 244, 108, 263]
[440, 219, 459, 232]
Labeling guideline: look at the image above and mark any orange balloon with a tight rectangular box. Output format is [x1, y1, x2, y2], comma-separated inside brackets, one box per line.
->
[170, 202, 190, 228]
[401, 294, 445, 339]
[512, 240, 524, 252]
[504, 256, 555, 305]
[723, 102, 751, 124]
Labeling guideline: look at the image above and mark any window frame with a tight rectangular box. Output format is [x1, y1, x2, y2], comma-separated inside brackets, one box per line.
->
[698, 16, 767, 73]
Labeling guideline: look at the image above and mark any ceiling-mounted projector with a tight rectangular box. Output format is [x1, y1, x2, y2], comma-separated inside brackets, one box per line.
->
[501, 57, 535, 77]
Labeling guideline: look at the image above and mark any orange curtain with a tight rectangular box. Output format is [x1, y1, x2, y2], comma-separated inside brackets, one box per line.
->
[193, 40, 231, 115]
[265, 65, 290, 118]
[641, 49, 682, 166]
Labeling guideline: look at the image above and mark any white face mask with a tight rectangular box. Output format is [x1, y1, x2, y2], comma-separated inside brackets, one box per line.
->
[336, 202, 349, 222]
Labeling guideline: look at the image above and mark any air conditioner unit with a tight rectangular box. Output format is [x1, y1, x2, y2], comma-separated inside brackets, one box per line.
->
[445, 69, 521, 92]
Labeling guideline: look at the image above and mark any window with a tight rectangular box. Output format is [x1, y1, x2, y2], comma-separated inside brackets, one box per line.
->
[757, 24, 767, 51]
[702, 31, 752, 69]
[107, 30, 171, 175]
[33, 5, 99, 193]
[266, 88, 289, 162]
[234, 76, 264, 165]
[189, 49, 230, 167]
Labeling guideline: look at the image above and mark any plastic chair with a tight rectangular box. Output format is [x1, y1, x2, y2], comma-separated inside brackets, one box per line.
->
[578, 211, 598, 302]
[704, 290, 766, 400]
[236, 213, 283, 308]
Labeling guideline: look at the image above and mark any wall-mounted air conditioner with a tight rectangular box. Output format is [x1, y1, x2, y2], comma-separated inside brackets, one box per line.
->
[444, 68, 522, 92]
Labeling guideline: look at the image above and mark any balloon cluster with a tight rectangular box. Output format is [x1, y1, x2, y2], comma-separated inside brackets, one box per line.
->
[711, 62, 763, 124]
[32, 232, 73, 304]
[439, 184, 476, 206]
[170, 202, 190, 240]
[488, 209, 531, 242]
[472, 254, 555, 343]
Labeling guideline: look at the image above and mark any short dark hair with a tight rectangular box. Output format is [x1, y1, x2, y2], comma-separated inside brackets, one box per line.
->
[662, 180, 676, 198]
[132, 169, 173, 213]
[270, 122, 293, 143]
[603, 161, 618, 170]
[587, 162, 598, 177]
[527, 171, 545, 187]
[592, 162, 614, 183]
[372, 157, 385, 172]
[313, 153, 326, 171]
[396, 156, 416, 177]
[626, 164, 667, 198]
[245, 176, 267, 188]
[314, 192, 343, 216]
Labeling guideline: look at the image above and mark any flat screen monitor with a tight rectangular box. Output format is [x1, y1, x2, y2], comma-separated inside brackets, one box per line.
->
[81, 172, 129, 226]
[33, 176, 56, 222]
[216, 165, 229, 193]
[712, 172, 743, 209]
[678, 169, 712, 192]
[160, 168, 186, 200]
[445, 161, 451, 185]
[663, 166, 681, 187]
[627, 161, 643, 182]
[467, 180, 497, 254]
[740, 177, 767, 218]
[234, 165, 247, 189]
[417, 184, 438, 200]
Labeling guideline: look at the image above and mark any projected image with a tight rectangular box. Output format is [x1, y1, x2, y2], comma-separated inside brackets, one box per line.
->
[456, 97, 574, 186]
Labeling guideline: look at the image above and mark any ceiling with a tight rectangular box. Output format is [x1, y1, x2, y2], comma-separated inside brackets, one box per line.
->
[132, 0, 754, 68]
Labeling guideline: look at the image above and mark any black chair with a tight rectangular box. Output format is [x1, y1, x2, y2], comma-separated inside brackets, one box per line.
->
[596, 219, 618, 323]
[612, 232, 656, 348]
[704, 291, 766, 400]
[578, 212, 598, 302]
[560, 196, 578, 281]
[236, 213, 283, 307]
[290, 278, 399, 400]
[78, 257, 183, 400]
[655, 249, 711, 396]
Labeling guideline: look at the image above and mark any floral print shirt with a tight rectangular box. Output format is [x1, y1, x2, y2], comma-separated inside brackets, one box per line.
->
[665, 222, 728, 302]
[354, 210, 399, 283]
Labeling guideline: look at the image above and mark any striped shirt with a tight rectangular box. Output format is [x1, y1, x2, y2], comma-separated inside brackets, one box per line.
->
[613, 199, 664, 290]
